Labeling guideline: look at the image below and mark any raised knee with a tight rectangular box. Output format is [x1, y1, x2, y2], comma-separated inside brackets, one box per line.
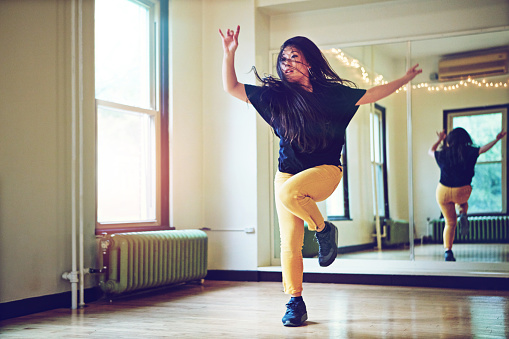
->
[278, 187, 300, 208]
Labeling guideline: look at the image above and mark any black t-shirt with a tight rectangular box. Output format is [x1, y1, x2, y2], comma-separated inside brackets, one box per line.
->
[434, 146, 480, 187]
[245, 83, 366, 174]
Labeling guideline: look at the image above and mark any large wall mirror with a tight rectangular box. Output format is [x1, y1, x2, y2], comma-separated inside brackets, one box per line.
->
[411, 30, 509, 264]
[270, 29, 509, 274]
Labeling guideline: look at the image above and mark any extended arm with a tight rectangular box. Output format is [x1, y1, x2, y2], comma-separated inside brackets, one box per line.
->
[479, 130, 507, 154]
[219, 25, 247, 102]
[356, 64, 422, 105]
[428, 130, 447, 157]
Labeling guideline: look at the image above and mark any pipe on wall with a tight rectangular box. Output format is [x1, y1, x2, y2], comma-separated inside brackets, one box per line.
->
[62, 0, 84, 310]
[70, 0, 78, 310]
[78, 0, 85, 309]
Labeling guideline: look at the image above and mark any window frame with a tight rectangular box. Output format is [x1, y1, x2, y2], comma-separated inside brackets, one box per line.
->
[443, 103, 508, 216]
[370, 104, 390, 219]
[95, 0, 169, 234]
[327, 136, 351, 221]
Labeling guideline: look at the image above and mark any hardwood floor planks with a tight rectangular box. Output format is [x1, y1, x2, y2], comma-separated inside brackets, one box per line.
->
[1, 280, 508, 338]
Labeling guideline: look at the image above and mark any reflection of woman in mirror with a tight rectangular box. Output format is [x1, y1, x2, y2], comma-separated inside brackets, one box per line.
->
[428, 128, 507, 262]
[219, 25, 421, 327]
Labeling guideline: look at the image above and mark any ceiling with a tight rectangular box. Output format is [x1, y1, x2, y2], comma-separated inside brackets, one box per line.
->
[256, 0, 509, 58]
[256, 0, 398, 15]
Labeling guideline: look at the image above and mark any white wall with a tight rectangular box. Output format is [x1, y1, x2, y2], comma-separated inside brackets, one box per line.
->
[200, 0, 260, 270]
[0, 0, 96, 303]
[254, 10, 273, 267]
[169, 0, 204, 229]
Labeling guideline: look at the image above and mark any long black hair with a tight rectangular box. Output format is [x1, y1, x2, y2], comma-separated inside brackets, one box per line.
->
[251, 36, 357, 153]
[440, 127, 474, 166]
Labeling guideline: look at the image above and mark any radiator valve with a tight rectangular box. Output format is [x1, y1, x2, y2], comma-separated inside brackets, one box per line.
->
[100, 239, 110, 253]
[62, 271, 79, 283]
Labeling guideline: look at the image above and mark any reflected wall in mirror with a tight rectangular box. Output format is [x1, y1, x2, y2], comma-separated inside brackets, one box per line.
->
[411, 30, 509, 263]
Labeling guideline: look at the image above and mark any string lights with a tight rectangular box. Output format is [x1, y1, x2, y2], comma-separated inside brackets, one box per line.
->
[325, 48, 509, 94]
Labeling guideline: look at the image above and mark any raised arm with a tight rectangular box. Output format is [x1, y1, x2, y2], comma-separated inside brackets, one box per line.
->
[356, 64, 422, 105]
[219, 25, 247, 102]
[479, 130, 507, 154]
[428, 130, 447, 157]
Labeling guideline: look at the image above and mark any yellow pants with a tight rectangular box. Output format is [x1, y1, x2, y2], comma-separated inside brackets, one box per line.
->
[274, 165, 343, 295]
[435, 183, 472, 249]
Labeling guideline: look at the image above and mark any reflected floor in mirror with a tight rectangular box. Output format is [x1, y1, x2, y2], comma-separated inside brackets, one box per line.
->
[339, 243, 509, 262]
[2, 281, 509, 338]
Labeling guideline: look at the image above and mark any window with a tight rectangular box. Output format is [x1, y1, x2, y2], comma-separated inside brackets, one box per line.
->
[95, 0, 169, 232]
[445, 104, 508, 215]
[370, 104, 389, 219]
[326, 138, 350, 220]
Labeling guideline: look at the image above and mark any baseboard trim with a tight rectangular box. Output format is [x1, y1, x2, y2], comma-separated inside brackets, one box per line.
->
[206, 269, 509, 290]
[338, 243, 375, 254]
[0, 287, 103, 321]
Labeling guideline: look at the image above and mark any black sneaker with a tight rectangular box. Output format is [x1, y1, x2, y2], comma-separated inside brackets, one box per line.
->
[282, 297, 308, 327]
[445, 250, 456, 262]
[458, 213, 469, 236]
[315, 221, 338, 267]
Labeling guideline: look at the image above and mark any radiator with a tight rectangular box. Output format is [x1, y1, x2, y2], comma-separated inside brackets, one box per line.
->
[382, 219, 410, 246]
[430, 216, 509, 243]
[99, 230, 208, 295]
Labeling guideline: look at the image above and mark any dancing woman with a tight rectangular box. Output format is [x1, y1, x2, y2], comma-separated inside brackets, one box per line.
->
[220, 25, 421, 326]
[429, 127, 506, 261]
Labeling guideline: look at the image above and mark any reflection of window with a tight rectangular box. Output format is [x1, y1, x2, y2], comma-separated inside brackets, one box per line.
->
[445, 105, 508, 214]
[370, 104, 389, 218]
[95, 0, 168, 231]
[326, 138, 350, 220]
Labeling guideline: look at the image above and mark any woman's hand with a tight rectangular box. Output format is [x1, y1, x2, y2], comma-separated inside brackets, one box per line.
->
[497, 129, 507, 140]
[219, 25, 247, 102]
[405, 63, 422, 81]
[436, 130, 447, 141]
[219, 25, 240, 56]
[428, 130, 446, 157]
[480, 129, 507, 154]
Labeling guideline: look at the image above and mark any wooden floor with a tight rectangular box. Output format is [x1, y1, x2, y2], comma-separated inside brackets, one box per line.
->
[340, 243, 509, 262]
[1, 280, 509, 338]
